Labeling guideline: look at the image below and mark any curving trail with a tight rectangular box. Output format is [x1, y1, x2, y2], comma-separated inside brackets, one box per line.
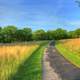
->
[42, 44, 80, 80]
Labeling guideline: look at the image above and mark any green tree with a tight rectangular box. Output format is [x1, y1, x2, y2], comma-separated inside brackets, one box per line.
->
[47, 30, 56, 40]
[0, 27, 4, 42]
[68, 31, 75, 38]
[2, 25, 17, 43]
[22, 28, 32, 41]
[32, 29, 46, 40]
[74, 28, 80, 38]
[54, 28, 68, 40]
[47, 28, 68, 40]
[15, 29, 24, 41]
[15, 27, 32, 41]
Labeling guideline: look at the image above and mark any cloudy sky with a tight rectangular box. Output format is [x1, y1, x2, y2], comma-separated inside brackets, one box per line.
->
[0, 0, 80, 30]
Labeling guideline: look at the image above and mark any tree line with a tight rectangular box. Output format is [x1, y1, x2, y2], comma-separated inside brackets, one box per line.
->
[0, 25, 80, 43]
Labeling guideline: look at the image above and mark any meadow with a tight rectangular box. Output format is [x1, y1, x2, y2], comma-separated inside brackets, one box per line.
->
[56, 38, 80, 68]
[0, 43, 39, 80]
[10, 42, 48, 80]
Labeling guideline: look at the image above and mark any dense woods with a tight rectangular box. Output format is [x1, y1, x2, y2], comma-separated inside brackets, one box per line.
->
[0, 25, 80, 43]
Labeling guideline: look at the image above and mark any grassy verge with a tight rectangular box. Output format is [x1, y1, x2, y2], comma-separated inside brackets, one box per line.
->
[56, 43, 80, 68]
[0, 44, 39, 80]
[10, 41, 48, 80]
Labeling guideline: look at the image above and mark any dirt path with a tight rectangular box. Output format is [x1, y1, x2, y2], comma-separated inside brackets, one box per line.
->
[42, 45, 80, 80]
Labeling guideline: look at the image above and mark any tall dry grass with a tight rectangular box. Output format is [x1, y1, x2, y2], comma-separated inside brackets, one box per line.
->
[0, 44, 39, 80]
[62, 38, 80, 56]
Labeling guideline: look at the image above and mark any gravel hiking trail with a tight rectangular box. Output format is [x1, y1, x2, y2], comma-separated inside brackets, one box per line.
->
[42, 44, 80, 80]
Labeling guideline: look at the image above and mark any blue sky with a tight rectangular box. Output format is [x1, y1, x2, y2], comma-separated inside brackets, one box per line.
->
[0, 0, 80, 30]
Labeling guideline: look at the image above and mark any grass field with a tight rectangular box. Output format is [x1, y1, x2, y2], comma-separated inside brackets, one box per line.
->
[10, 42, 48, 80]
[0, 41, 48, 80]
[56, 38, 80, 68]
[0, 43, 39, 80]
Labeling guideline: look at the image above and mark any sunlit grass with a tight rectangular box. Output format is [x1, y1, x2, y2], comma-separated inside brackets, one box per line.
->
[56, 38, 80, 68]
[11, 41, 48, 80]
[0, 43, 39, 80]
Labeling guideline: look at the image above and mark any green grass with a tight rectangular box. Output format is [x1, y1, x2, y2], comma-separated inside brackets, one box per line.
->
[56, 43, 80, 68]
[0, 44, 39, 80]
[10, 41, 48, 80]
